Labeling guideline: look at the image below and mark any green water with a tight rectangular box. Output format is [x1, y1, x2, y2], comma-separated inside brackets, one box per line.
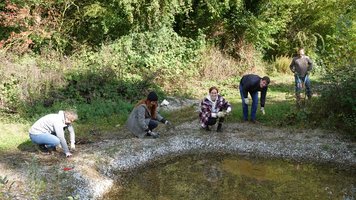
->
[106, 155, 356, 200]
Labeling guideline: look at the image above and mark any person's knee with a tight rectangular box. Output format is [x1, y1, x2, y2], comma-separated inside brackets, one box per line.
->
[148, 120, 159, 130]
[52, 137, 60, 146]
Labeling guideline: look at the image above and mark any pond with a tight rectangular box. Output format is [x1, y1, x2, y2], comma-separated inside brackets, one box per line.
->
[105, 154, 356, 200]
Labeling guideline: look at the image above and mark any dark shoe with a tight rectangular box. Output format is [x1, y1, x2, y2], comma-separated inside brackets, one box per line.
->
[37, 144, 50, 153]
[216, 123, 223, 132]
[250, 120, 260, 124]
[37, 144, 54, 155]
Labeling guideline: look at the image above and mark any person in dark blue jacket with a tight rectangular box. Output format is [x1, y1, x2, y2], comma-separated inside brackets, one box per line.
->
[239, 74, 270, 123]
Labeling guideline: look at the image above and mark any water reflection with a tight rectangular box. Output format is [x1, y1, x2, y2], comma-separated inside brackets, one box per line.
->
[105, 154, 356, 200]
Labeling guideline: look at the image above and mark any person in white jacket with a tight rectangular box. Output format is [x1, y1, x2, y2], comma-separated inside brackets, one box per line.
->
[29, 110, 78, 157]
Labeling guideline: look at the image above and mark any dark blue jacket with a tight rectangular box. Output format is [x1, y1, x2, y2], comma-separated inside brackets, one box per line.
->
[240, 74, 268, 107]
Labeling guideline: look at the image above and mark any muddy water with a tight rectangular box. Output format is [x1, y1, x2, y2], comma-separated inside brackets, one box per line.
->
[106, 154, 356, 200]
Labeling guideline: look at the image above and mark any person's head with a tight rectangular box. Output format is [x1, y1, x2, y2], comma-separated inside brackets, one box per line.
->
[137, 91, 158, 119]
[209, 86, 219, 101]
[147, 91, 158, 106]
[64, 110, 78, 125]
[298, 47, 305, 56]
[260, 76, 270, 88]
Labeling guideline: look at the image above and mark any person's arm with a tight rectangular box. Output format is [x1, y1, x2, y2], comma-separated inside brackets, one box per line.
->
[241, 82, 249, 98]
[67, 125, 75, 150]
[260, 87, 268, 107]
[307, 57, 313, 72]
[54, 123, 70, 154]
[137, 106, 149, 130]
[201, 99, 213, 119]
[156, 112, 167, 124]
[221, 96, 232, 112]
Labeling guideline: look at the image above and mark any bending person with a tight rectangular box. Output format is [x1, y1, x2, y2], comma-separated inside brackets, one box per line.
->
[239, 74, 270, 123]
[29, 110, 78, 157]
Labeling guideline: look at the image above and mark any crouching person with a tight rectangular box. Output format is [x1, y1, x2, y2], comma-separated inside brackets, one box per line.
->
[126, 91, 171, 139]
[199, 86, 232, 132]
[29, 110, 78, 157]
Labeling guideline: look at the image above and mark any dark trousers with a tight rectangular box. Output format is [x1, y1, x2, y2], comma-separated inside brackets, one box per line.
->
[148, 120, 159, 130]
[207, 117, 224, 126]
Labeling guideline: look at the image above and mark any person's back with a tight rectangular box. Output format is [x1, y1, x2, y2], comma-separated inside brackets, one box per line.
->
[29, 113, 62, 134]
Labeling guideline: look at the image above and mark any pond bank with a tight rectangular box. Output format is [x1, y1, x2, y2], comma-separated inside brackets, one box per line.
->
[72, 120, 355, 199]
[1, 120, 355, 199]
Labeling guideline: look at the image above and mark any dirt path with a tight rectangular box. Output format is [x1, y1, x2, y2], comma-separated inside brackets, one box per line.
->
[1, 120, 355, 200]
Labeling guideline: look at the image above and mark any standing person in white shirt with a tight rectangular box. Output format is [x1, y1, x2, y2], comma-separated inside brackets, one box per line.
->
[29, 110, 78, 157]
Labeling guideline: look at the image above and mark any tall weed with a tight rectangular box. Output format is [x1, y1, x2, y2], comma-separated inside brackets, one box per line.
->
[270, 55, 292, 74]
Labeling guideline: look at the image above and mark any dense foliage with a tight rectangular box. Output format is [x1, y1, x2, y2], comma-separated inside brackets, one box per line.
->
[0, 0, 355, 133]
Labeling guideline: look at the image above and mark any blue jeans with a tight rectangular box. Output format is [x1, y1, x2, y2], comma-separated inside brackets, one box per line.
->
[239, 85, 259, 121]
[29, 133, 60, 149]
[294, 74, 311, 97]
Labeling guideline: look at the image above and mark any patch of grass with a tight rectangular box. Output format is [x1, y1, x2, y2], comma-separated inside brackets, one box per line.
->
[161, 106, 198, 125]
[0, 122, 30, 152]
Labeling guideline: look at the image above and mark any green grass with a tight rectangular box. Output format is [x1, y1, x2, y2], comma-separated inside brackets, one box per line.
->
[0, 122, 31, 152]
[0, 73, 338, 153]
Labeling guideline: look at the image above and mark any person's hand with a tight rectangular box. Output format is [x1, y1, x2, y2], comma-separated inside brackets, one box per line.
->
[217, 111, 226, 118]
[226, 107, 232, 113]
[146, 129, 159, 138]
[244, 98, 249, 105]
[66, 152, 72, 158]
[70, 143, 76, 151]
[211, 113, 217, 118]
[261, 107, 265, 115]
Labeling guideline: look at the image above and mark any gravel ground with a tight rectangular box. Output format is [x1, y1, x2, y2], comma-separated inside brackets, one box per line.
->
[71, 120, 355, 199]
[1, 99, 355, 199]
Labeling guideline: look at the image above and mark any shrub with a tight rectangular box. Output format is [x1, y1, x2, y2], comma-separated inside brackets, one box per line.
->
[273, 55, 292, 74]
[316, 65, 356, 135]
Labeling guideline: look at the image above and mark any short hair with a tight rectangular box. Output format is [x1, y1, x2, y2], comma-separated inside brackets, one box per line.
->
[262, 76, 270, 85]
[209, 86, 219, 93]
[64, 110, 78, 121]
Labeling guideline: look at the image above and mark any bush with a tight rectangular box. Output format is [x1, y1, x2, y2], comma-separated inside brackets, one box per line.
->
[316, 65, 356, 135]
[275, 55, 292, 74]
